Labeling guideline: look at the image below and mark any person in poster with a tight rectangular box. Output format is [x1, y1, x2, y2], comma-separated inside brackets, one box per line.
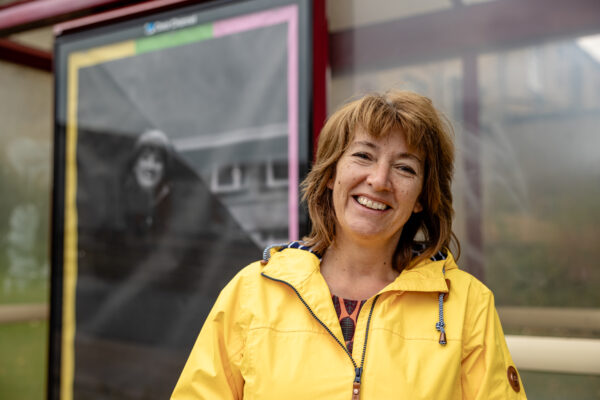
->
[123, 129, 173, 234]
[74, 125, 260, 398]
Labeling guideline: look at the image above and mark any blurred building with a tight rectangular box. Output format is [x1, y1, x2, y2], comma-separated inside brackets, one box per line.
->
[1, 0, 599, 399]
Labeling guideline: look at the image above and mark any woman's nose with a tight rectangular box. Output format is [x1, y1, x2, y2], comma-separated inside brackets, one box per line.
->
[366, 163, 391, 191]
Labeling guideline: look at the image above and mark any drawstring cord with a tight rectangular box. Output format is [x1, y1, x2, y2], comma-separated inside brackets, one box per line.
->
[436, 292, 446, 345]
[262, 241, 322, 265]
[261, 243, 289, 264]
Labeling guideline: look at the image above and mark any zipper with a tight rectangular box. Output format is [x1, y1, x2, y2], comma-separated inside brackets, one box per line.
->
[261, 272, 379, 400]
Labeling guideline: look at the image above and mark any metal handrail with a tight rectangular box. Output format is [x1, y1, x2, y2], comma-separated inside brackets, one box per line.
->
[498, 306, 600, 331]
[0, 303, 48, 323]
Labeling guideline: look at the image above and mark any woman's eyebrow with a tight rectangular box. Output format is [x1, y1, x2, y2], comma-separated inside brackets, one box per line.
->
[352, 140, 378, 150]
[395, 152, 422, 163]
[353, 141, 422, 163]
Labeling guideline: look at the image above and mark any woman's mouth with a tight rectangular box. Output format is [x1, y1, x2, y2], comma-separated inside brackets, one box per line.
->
[355, 195, 389, 211]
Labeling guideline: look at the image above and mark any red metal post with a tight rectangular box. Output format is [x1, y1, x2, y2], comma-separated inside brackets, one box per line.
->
[0, 0, 136, 35]
[311, 0, 327, 158]
[0, 38, 51, 71]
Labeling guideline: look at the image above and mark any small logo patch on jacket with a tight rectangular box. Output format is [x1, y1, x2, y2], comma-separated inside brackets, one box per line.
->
[507, 366, 520, 392]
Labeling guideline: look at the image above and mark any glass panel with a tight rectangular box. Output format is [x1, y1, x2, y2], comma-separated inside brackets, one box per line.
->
[479, 39, 600, 318]
[8, 26, 54, 51]
[327, 0, 452, 31]
[0, 58, 52, 400]
[0, 60, 51, 304]
[519, 371, 600, 400]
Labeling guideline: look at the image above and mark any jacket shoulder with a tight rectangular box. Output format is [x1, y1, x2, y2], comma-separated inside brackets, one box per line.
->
[216, 260, 264, 300]
[234, 259, 264, 279]
[445, 263, 493, 299]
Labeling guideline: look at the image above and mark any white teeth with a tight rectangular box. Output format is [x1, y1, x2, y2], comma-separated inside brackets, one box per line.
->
[356, 196, 387, 210]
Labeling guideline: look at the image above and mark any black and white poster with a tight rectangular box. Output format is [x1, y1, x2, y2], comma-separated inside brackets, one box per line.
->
[52, 0, 311, 398]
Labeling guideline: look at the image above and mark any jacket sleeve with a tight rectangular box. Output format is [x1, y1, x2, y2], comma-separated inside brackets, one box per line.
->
[461, 284, 527, 400]
[171, 268, 250, 400]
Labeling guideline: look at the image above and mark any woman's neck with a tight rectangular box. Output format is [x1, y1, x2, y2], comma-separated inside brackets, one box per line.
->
[320, 237, 399, 300]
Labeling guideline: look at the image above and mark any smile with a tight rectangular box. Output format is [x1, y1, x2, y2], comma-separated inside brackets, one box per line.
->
[355, 196, 389, 211]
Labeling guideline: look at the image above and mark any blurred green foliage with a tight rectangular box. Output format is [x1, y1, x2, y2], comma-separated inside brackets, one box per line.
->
[487, 242, 600, 307]
[0, 134, 51, 400]
[484, 174, 600, 308]
[0, 136, 50, 305]
[0, 321, 47, 400]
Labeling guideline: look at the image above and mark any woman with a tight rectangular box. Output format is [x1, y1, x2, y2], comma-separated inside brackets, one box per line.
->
[171, 91, 526, 399]
[122, 129, 173, 234]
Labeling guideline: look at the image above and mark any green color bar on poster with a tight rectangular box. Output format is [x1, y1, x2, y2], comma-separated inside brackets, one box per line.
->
[136, 23, 213, 54]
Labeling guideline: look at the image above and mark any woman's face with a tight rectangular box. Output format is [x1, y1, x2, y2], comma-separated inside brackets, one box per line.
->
[328, 127, 424, 248]
[134, 147, 165, 190]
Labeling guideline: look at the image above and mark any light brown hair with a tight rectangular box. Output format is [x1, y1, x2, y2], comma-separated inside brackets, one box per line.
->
[301, 90, 459, 270]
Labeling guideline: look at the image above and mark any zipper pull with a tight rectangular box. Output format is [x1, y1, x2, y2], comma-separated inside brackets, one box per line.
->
[352, 367, 362, 400]
[352, 382, 360, 400]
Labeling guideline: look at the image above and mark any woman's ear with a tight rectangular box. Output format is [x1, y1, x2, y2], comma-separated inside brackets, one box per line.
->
[326, 170, 336, 190]
[413, 201, 423, 213]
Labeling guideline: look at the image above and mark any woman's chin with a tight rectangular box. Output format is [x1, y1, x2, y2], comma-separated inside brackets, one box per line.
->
[342, 224, 399, 247]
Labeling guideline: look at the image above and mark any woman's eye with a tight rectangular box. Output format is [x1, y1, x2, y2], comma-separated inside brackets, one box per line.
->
[352, 152, 371, 160]
[396, 165, 417, 175]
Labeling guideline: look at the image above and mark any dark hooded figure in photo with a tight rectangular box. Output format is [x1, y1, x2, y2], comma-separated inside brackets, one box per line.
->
[123, 129, 173, 234]
[73, 127, 260, 399]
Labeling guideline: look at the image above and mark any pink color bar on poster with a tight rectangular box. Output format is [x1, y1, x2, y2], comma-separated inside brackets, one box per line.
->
[286, 7, 299, 241]
[214, 5, 300, 240]
[213, 4, 296, 38]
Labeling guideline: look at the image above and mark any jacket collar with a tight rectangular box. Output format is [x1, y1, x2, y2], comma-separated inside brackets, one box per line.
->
[384, 253, 456, 294]
[261, 246, 456, 296]
[261, 248, 344, 343]
[261, 247, 323, 291]
[260, 245, 455, 349]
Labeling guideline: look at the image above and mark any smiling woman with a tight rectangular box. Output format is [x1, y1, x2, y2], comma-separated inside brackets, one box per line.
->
[321, 128, 425, 297]
[172, 91, 527, 400]
[302, 91, 456, 271]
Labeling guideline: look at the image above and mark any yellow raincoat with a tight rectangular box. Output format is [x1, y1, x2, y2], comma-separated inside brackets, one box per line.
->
[172, 245, 526, 399]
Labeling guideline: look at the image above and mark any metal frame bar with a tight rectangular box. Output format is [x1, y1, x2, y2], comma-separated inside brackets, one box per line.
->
[0, 0, 142, 36]
[311, 0, 327, 157]
[53, 0, 205, 36]
[499, 307, 600, 331]
[0, 38, 51, 70]
[506, 335, 600, 375]
[329, 0, 600, 75]
[0, 303, 48, 323]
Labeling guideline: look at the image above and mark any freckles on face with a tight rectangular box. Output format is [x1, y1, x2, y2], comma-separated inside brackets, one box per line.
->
[328, 128, 424, 245]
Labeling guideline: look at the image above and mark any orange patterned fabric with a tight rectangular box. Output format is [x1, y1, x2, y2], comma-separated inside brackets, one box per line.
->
[332, 295, 366, 354]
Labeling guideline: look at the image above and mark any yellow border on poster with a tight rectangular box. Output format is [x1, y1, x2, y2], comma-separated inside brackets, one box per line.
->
[62, 40, 135, 400]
